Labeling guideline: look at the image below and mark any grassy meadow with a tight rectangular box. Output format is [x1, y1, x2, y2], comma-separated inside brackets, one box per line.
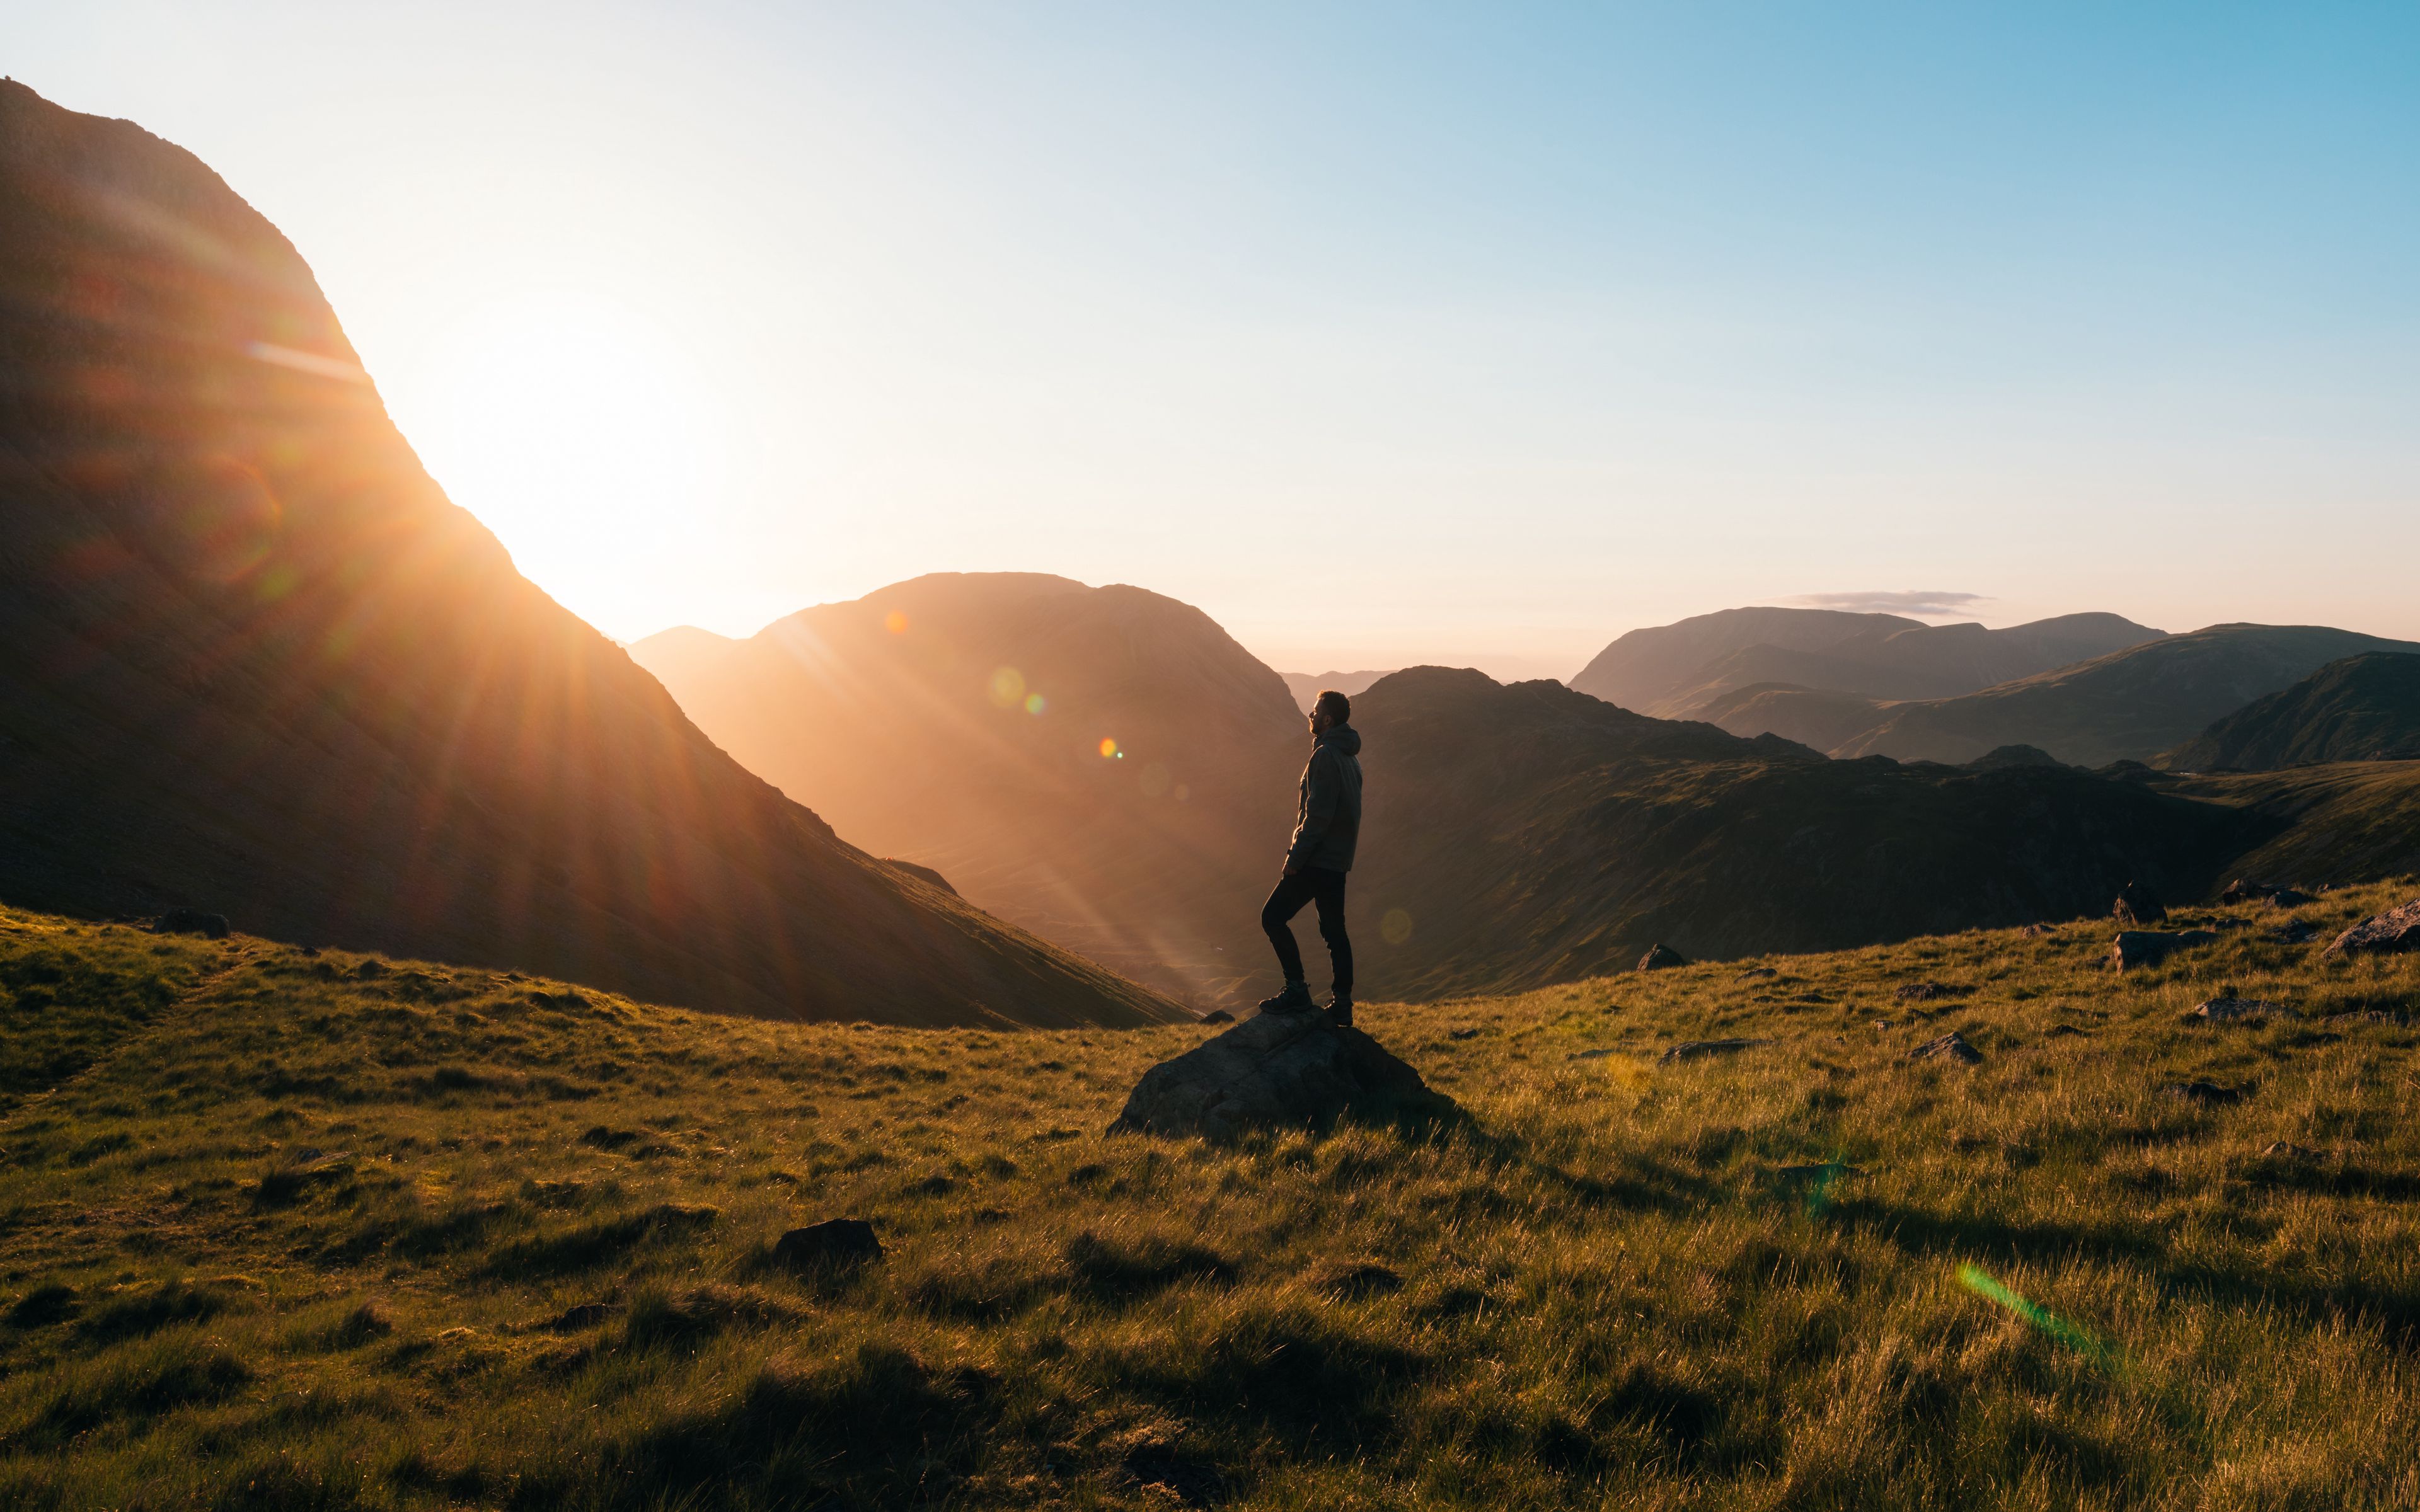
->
[4, 883, 2420, 1509]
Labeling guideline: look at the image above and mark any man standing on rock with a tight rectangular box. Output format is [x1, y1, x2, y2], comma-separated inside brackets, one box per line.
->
[1259, 689, 1363, 1026]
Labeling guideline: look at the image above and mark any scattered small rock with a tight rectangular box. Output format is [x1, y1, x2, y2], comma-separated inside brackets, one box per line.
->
[1894, 982, 1950, 1002]
[1871, 1019, 1893, 1031]
[1447, 1027, 1482, 1041]
[151, 908, 230, 939]
[2186, 997, 2292, 1024]
[1637, 943, 1690, 971]
[2113, 881, 2168, 926]
[1197, 1010, 1235, 1025]
[2046, 1024, 2091, 1038]
[2019, 923, 2054, 937]
[2325, 899, 2420, 959]
[1911, 1031, 1982, 1064]
[2266, 888, 2316, 908]
[2108, 929, 2219, 970]
[772, 1218, 883, 1272]
[1659, 1038, 1765, 1063]
[2162, 1079, 2250, 1106]
[2261, 1141, 2317, 1162]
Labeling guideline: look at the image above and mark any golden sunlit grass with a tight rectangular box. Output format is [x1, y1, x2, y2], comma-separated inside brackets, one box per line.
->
[4, 885, 2419, 1509]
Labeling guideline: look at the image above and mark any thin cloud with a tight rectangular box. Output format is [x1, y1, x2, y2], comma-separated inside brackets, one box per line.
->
[1785, 590, 1989, 619]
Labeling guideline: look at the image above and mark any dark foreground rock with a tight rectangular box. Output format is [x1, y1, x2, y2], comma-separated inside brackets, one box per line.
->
[1660, 1038, 1766, 1063]
[2113, 881, 2167, 925]
[1911, 1031, 1983, 1064]
[1637, 944, 1690, 971]
[773, 1218, 882, 1271]
[152, 908, 230, 939]
[1109, 1011, 1453, 1140]
[2109, 929, 2218, 970]
[2326, 899, 2420, 958]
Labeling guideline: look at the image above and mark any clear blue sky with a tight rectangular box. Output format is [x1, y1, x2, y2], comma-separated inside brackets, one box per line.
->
[13, 3, 2417, 675]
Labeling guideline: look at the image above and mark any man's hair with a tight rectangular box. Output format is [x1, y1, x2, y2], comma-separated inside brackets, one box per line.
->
[1314, 689, 1351, 723]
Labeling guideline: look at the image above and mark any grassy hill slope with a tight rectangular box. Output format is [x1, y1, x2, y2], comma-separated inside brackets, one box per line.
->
[2162, 653, 2420, 772]
[1344, 668, 2261, 1000]
[6, 886, 2419, 1509]
[0, 84, 1165, 1029]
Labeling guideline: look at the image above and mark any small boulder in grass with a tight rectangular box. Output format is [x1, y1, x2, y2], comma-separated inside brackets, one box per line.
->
[1911, 1031, 1982, 1065]
[151, 908, 229, 939]
[2186, 997, 2292, 1024]
[2325, 898, 2420, 959]
[2108, 930, 2218, 970]
[773, 1218, 882, 1273]
[1636, 943, 1690, 971]
[1895, 982, 1949, 1002]
[1197, 1009, 1235, 1025]
[2113, 881, 2167, 926]
[1659, 1038, 1765, 1063]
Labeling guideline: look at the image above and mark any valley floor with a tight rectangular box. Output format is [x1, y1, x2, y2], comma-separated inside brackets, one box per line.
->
[4, 885, 2420, 1509]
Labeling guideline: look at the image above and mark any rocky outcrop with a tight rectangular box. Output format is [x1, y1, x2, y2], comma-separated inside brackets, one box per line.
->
[1109, 1011, 1451, 1140]
[2325, 899, 2420, 958]
[1637, 944, 1690, 971]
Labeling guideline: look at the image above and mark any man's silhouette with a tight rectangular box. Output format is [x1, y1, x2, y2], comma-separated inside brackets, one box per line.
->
[1259, 689, 1362, 1026]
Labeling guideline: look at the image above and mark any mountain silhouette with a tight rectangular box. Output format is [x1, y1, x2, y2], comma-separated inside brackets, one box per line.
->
[1341, 667, 2258, 1000]
[1280, 670, 1395, 715]
[1733, 624, 2420, 767]
[1569, 607, 2163, 716]
[0, 82, 1170, 1028]
[2161, 652, 2420, 772]
[633, 573, 1303, 1007]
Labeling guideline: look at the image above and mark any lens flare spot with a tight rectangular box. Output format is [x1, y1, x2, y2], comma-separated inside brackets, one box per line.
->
[884, 610, 908, 634]
[1381, 908, 1414, 945]
[1098, 738, 1119, 759]
[1024, 693, 1047, 715]
[1139, 762, 1172, 797]
[988, 666, 1026, 707]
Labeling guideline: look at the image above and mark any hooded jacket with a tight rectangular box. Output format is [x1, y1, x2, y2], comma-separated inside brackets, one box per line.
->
[1284, 723, 1364, 873]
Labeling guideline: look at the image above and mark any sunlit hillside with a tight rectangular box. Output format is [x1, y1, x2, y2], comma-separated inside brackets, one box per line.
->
[8, 881, 2420, 1509]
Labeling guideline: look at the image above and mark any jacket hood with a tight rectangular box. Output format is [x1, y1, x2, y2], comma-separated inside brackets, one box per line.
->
[1317, 723, 1363, 757]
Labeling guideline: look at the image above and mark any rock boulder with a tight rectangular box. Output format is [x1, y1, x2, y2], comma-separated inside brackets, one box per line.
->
[2325, 899, 2420, 958]
[1637, 943, 1690, 971]
[2109, 929, 2218, 970]
[1109, 1012, 1451, 1141]
[2112, 881, 2167, 926]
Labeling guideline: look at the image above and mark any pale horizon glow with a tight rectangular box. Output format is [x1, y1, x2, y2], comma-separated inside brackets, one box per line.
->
[13, 3, 2417, 681]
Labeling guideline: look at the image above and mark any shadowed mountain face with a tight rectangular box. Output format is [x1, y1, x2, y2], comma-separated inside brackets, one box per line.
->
[0, 83, 1171, 1029]
[2160, 653, 2420, 772]
[1340, 668, 2260, 1000]
[1569, 607, 2164, 717]
[1749, 625, 2420, 768]
[632, 575, 1304, 1007]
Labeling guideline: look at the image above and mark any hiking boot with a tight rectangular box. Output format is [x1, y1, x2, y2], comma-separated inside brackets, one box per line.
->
[1324, 995, 1354, 1028]
[1256, 980, 1315, 1016]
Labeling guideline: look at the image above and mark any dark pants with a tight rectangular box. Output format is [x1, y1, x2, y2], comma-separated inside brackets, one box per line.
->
[1262, 866, 1352, 997]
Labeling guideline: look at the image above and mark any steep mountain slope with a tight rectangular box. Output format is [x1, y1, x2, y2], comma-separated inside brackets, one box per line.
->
[2160, 653, 2420, 772]
[1281, 669, 1394, 714]
[1820, 626, 2420, 767]
[633, 575, 1303, 1006]
[2172, 762, 2420, 886]
[0, 82, 1169, 1028]
[1569, 607, 2161, 716]
[1341, 668, 2259, 1000]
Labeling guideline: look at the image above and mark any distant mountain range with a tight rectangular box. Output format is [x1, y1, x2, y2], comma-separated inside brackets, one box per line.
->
[2160, 653, 2420, 772]
[1568, 607, 2164, 716]
[1341, 668, 2258, 999]
[633, 575, 1301, 1007]
[1280, 670, 1395, 715]
[1703, 624, 2420, 767]
[0, 82, 1169, 1029]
